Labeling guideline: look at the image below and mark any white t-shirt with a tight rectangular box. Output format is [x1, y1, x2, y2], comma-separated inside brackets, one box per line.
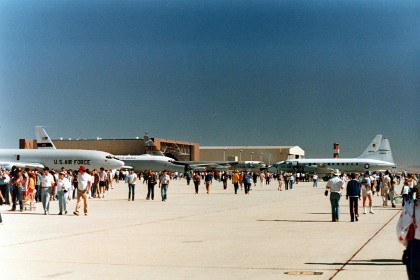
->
[78, 172, 92, 191]
[327, 176, 344, 193]
[161, 174, 170, 185]
[128, 173, 137, 184]
[41, 173, 55, 188]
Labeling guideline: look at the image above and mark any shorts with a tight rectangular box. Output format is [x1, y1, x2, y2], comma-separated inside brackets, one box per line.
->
[99, 181, 106, 187]
[362, 188, 372, 197]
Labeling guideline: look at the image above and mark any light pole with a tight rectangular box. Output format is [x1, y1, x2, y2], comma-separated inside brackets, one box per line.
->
[268, 154, 271, 166]
[251, 152, 254, 161]
[223, 148, 227, 161]
[260, 153, 263, 162]
[240, 150, 243, 162]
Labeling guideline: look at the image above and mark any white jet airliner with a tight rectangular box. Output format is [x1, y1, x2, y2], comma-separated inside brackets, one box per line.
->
[35, 127, 184, 172]
[268, 135, 395, 179]
[0, 127, 125, 170]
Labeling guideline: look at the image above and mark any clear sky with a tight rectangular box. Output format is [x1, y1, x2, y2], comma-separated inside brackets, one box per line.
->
[0, 0, 419, 167]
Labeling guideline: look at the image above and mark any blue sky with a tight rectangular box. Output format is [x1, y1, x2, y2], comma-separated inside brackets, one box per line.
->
[0, 0, 419, 167]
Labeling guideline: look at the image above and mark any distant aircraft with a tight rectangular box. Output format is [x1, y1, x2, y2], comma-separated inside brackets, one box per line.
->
[36, 127, 266, 172]
[268, 135, 395, 179]
[142, 135, 267, 172]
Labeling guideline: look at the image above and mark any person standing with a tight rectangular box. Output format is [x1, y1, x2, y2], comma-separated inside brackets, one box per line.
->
[41, 168, 55, 215]
[146, 170, 157, 200]
[277, 173, 284, 191]
[0, 190, 4, 224]
[193, 172, 201, 194]
[56, 172, 71, 215]
[326, 170, 344, 222]
[34, 169, 42, 202]
[313, 173, 318, 188]
[98, 167, 107, 198]
[73, 166, 92, 216]
[10, 170, 24, 212]
[361, 172, 375, 214]
[204, 172, 213, 194]
[242, 171, 252, 194]
[127, 170, 137, 201]
[185, 171, 192, 186]
[221, 172, 228, 190]
[397, 185, 420, 279]
[0, 168, 10, 205]
[289, 173, 295, 190]
[346, 173, 361, 222]
[160, 171, 170, 202]
[91, 169, 99, 198]
[381, 171, 391, 206]
[232, 171, 240, 194]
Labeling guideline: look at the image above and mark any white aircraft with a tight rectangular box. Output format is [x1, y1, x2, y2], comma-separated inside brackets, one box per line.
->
[35, 127, 184, 172]
[0, 127, 125, 171]
[0, 149, 124, 171]
[36, 127, 266, 172]
[268, 135, 395, 179]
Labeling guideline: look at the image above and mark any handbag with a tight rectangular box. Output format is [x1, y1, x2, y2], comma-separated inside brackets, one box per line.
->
[324, 190, 329, 196]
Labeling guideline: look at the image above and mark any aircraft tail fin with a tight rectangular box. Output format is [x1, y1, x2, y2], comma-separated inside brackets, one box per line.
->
[356, 135, 382, 159]
[35, 126, 56, 149]
[357, 135, 394, 163]
[377, 137, 394, 164]
[144, 134, 165, 156]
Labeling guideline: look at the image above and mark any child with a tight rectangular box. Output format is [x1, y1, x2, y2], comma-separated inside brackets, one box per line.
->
[401, 180, 410, 206]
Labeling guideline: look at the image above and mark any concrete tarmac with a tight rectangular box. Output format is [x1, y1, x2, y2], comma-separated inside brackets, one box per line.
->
[0, 179, 407, 279]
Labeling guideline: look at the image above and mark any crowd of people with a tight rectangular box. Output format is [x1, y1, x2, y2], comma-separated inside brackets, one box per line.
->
[1, 165, 419, 277]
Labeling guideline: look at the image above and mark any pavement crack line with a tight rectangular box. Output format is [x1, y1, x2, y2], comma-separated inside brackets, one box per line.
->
[329, 209, 402, 280]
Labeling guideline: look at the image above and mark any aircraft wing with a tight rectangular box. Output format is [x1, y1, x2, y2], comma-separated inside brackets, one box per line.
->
[304, 163, 335, 174]
[173, 161, 232, 171]
[0, 161, 45, 170]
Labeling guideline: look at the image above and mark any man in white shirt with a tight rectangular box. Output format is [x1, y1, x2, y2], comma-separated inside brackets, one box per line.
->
[127, 170, 137, 201]
[326, 170, 344, 222]
[160, 172, 170, 202]
[313, 174, 318, 188]
[74, 166, 92, 216]
[41, 168, 56, 215]
[56, 172, 71, 215]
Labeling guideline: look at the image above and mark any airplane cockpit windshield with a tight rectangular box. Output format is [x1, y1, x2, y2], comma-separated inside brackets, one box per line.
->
[106, 155, 120, 160]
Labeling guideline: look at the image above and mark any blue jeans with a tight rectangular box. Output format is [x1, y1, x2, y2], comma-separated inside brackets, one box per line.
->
[147, 183, 155, 200]
[290, 180, 294, 189]
[313, 179, 318, 187]
[161, 184, 168, 201]
[41, 187, 52, 214]
[330, 192, 341, 221]
[57, 190, 68, 213]
[11, 186, 23, 210]
[128, 184, 135, 200]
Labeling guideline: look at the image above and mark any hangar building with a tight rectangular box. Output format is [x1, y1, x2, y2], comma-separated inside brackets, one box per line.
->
[20, 138, 305, 164]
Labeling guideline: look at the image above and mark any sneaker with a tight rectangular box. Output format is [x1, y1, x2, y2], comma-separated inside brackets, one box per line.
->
[58, 212, 62, 215]
[363, 208, 367, 214]
[73, 212, 79, 216]
[370, 209, 375, 214]
[84, 213, 88, 216]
